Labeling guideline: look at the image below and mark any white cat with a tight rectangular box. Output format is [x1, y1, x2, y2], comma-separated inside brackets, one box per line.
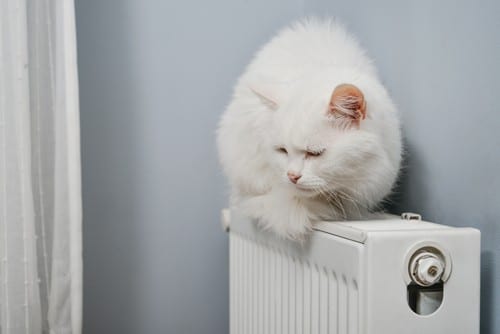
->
[217, 18, 402, 239]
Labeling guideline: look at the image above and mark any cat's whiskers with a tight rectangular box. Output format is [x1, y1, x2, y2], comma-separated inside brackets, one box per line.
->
[317, 185, 347, 219]
[313, 188, 339, 219]
[325, 175, 366, 182]
[320, 184, 368, 220]
[332, 188, 364, 219]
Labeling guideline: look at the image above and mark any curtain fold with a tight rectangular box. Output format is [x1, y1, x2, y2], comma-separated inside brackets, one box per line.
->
[0, 0, 82, 333]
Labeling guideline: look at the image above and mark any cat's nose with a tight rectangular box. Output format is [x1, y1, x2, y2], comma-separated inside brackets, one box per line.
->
[287, 171, 302, 184]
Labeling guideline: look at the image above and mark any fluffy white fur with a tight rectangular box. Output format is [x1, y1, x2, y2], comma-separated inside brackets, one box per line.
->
[217, 19, 402, 239]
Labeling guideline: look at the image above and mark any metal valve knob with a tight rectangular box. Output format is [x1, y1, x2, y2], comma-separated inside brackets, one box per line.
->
[409, 251, 445, 287]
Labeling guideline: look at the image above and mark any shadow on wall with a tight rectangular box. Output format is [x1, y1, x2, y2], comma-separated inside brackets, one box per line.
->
[481, 251, 494, 333]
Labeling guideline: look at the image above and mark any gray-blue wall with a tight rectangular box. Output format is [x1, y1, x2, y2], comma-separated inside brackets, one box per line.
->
[76, 1, 499, 333]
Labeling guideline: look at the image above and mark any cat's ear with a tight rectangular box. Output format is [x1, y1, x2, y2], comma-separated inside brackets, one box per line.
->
[249, 85, 280, 110]
[328, 84, 366, 127]
[248, 75, 292, 110]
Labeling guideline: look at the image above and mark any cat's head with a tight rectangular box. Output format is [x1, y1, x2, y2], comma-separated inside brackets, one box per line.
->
[251, 76, 400, 212]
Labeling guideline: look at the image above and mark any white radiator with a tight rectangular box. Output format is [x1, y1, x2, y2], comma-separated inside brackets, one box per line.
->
[224, 209, 480, 334]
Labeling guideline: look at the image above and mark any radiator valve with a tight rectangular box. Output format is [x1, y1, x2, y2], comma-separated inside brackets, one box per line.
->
[409, 250, 445, 286]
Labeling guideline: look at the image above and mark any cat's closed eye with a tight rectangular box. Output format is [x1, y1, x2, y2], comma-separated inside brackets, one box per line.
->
[276, 147, 288, 154]
[305, 149, 325, 158]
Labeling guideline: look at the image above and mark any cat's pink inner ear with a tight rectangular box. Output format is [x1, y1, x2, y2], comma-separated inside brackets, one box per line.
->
[328, 84, 366, 125]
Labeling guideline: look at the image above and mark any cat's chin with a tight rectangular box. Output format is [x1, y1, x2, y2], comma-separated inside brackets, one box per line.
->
[293, 186, 319, 198]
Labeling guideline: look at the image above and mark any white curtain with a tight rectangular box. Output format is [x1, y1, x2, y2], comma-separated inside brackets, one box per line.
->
[0, 0, 82, 333]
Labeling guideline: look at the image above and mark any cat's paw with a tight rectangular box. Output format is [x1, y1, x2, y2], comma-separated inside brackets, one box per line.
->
[266, 202, 313, 240]
[239, 193, 313, 240]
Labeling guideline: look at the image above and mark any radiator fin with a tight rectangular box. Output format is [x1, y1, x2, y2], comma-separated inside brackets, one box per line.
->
[230, 234, 359, 334]
[329, 271, 338, 334]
